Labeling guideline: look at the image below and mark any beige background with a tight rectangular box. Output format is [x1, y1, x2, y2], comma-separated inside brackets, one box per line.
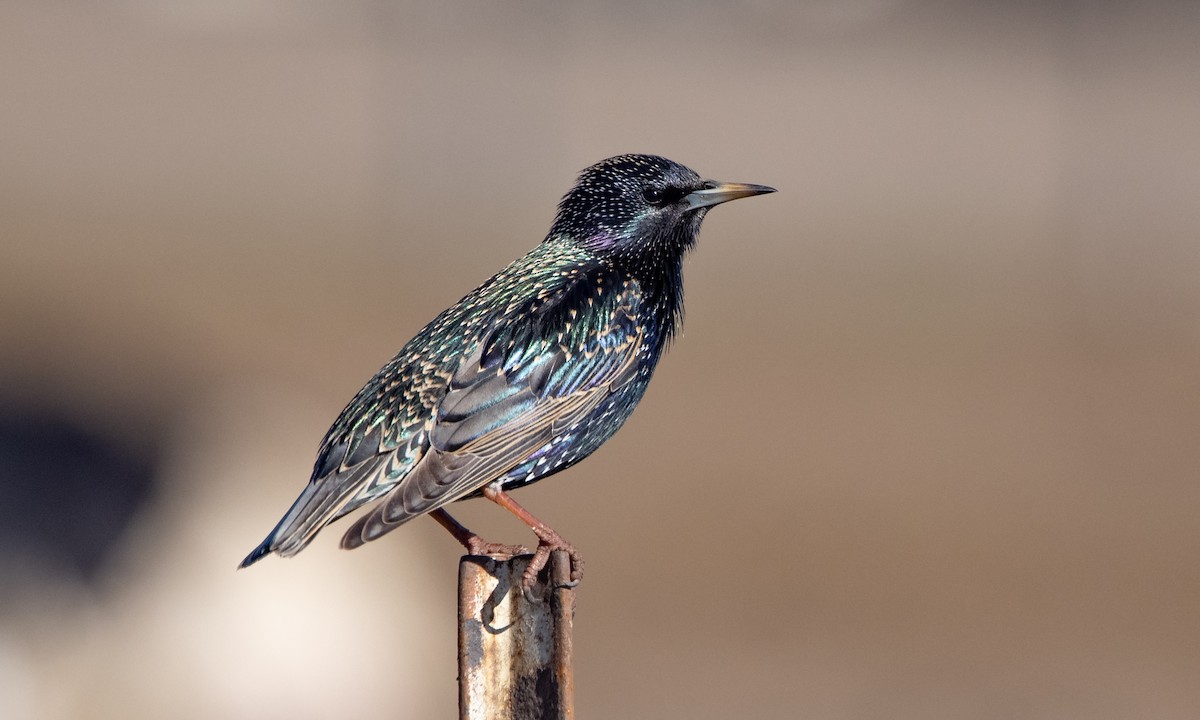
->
[2, 2, 1198, 718]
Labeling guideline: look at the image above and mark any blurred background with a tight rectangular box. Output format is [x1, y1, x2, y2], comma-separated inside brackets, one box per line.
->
[2, 1, 1198, 718]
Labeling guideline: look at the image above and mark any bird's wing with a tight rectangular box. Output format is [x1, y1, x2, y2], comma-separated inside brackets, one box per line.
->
[339, 274, 645, 549]
[238, 259, 614, 567]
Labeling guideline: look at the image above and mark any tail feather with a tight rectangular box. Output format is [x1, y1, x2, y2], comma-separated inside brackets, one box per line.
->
[236, 474, 364, 569]
[238, 538, 273, 569]
[238, 446, 415, 569]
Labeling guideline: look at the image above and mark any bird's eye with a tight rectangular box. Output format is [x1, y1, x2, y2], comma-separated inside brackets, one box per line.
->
[642, 187, 665, 205]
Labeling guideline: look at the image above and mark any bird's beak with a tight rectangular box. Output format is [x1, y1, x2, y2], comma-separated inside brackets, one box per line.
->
[685, 181, 776, 210]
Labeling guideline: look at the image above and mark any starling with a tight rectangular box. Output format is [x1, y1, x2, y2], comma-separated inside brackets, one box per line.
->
[239, 154, 774, 589]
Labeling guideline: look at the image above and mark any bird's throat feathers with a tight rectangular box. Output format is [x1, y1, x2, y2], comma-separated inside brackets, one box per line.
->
[541, 229, 689, 349]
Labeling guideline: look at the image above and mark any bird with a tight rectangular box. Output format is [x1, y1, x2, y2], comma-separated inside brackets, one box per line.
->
[239, 154, 774, 591]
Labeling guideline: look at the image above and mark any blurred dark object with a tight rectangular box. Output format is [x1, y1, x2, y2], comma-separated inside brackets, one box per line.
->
[0, 408, 157, 588]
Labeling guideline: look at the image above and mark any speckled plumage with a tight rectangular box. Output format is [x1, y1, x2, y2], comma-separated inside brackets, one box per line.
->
[240, 154, 773, 573]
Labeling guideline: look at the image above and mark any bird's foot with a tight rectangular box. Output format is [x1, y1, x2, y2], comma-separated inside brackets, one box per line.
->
[475, 486, 583, 600]
[521, 528, 584, 601]
[466, 537, 530, 560]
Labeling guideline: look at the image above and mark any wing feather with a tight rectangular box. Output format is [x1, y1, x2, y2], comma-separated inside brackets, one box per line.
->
[340, 278, 644, 549]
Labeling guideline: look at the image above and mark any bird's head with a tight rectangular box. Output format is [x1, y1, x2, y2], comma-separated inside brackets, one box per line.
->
[549, 154, 775, 265]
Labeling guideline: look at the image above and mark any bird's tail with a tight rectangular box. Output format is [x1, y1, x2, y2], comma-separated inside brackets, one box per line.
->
[237, 477, 361, 569]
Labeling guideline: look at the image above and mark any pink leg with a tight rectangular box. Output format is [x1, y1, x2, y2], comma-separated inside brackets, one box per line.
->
[481, 485, 584, 590]
[429, 507, 529, 559]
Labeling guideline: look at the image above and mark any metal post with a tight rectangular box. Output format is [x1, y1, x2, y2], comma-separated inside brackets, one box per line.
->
[458, 551, 576, 720]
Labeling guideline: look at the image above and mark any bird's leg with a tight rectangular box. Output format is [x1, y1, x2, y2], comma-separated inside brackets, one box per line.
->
[481, 485, 584, 593]
[429, 508, 528, 559]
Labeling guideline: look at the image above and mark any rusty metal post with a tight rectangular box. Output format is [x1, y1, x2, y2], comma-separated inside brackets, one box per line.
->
[458, 550, 576, 720]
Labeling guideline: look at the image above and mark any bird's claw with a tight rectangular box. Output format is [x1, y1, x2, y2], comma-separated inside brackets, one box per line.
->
[466, 539, 529, 560]
[519, 534, 584, 601]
